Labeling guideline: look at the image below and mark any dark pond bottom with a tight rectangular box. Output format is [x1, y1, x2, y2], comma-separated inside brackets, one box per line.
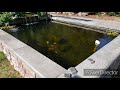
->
[5, 21, 115, 69]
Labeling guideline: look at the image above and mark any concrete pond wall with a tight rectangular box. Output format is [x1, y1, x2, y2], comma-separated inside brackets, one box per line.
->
[0, 15, 120, 78]
[0, 29, 67, 78]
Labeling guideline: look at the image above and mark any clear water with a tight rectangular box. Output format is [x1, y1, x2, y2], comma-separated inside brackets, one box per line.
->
[5, 21, 115, 69]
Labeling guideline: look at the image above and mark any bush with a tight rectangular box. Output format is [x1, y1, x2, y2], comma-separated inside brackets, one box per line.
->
[107, 12, 116, 16]
[106, 30, 119, 36]
[88, 12, 102, 15]
[0, 12, 13, 25]
[37, 12, 46, 17]
[15, 12, 27, 17]
[107, 12, 120, 16]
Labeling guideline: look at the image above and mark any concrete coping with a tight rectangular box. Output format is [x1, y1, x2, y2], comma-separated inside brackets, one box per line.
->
[0, 29, 67, 78]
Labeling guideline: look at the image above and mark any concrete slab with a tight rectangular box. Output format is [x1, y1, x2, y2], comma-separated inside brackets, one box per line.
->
[14, 45, 67, 78]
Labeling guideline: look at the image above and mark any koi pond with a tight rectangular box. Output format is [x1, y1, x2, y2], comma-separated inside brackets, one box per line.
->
[5, 21, 115, 69]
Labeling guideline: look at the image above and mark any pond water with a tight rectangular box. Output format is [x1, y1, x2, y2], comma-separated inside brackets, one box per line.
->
[5, 21, 115, 69]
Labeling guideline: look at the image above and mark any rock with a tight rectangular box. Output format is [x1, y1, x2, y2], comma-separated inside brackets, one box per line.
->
[5, 23, 9, 26]
[56, 12, 60, 14]
[81, 12, 88, 16]
[68, 67, 78, 74]
[101, 12, 106, 15]
[64, 72, 72, 78]
[68, 12, 74, 16]
[62, 12, 66, 15]
[78, 12, 82, 16]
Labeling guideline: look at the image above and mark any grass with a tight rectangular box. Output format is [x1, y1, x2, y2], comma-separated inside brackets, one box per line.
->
[0, 52, 22, 78]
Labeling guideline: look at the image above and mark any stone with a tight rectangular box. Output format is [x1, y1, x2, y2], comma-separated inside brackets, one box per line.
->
[101, 12, 106, 16]
[78, 12, 82, 16]
[68, 12, 74, 16]
[81, 12, 88, 16]
[62, 12, 66, 15]
[68, 67, 78, 75]
[64, 72, 72, 78]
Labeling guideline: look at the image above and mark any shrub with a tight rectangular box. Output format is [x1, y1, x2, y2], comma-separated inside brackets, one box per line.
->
[106, 30, 119, 36]
[88, 12, 102, 15]
[107, 12, 116, 16]
[13, 12, 26, 17]
[37, 12, 46, 17]
[0, 12, 13, 25]
[106, 12, 120, 16]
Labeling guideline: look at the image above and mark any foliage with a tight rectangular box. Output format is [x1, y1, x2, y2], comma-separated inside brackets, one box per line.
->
[107, 12, 120, 16]
[107, 12, 116, 16]
[13, 12, 26, 17]
[37, 12, 45, 17]
[88, 12, 102, 15]
[106, 30, 119, 36]
[0, 12, 13, 24]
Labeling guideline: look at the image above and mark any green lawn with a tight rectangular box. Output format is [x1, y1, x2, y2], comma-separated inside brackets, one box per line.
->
[0, 52, 22, 78]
